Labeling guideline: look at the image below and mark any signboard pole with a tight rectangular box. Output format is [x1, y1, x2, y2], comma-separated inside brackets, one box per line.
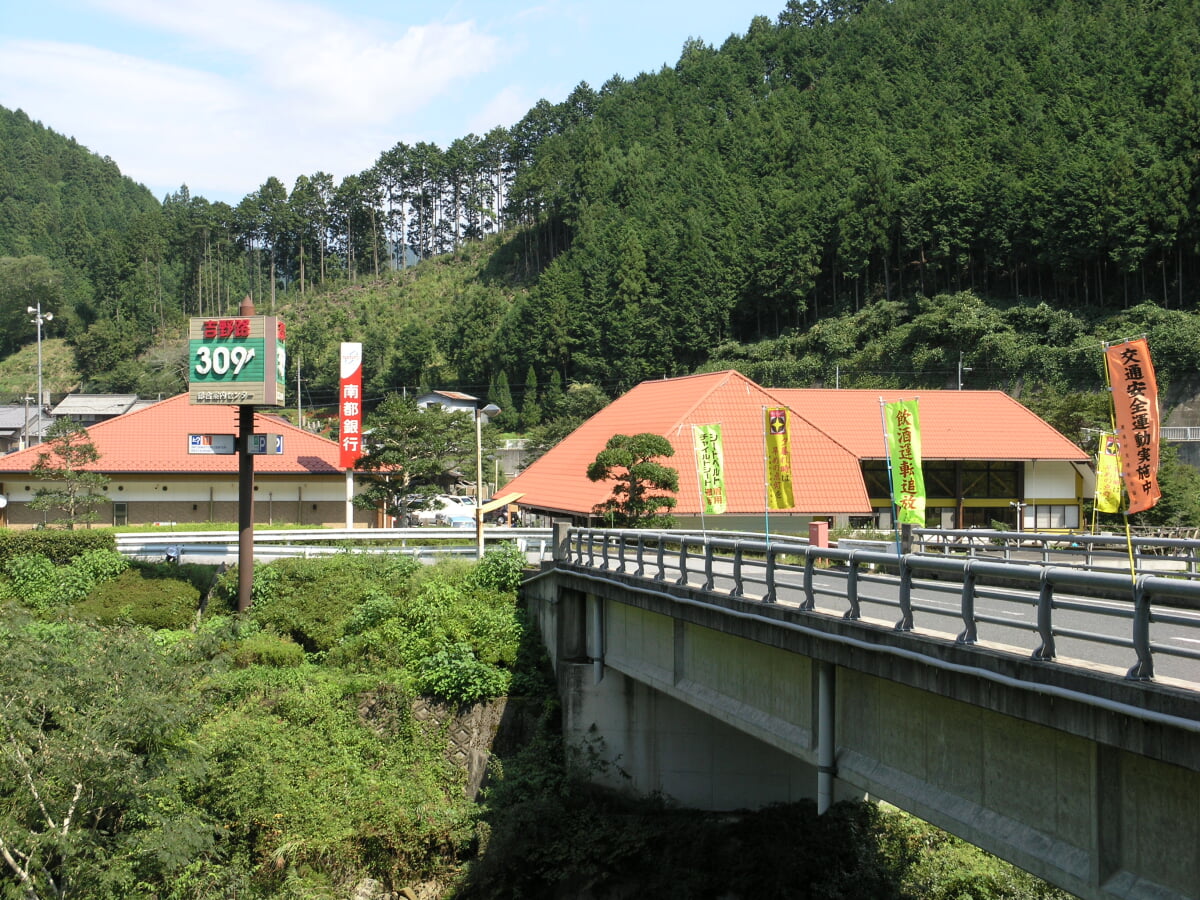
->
[235, 294, 259, 613]
[238, 401, 255, 611]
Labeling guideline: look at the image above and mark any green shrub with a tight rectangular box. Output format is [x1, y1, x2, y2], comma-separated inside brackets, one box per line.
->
[469, 543, 529, 593]
[3, 554, 59, 609]
[3, 553, 93, 609]
[415, 641, 511, 704]
[76, 568, 202, 629]
[342, 589, 404, 636]
[232, 631, 306, 668]
[0, 528, 116, 565]
[72, 547, 130, 582]
[235, 555, 422, 652]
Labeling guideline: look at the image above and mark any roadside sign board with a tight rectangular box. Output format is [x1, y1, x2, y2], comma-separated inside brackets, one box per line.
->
[188, 316, 286, 406]
[188, 433, 237, 455]
[247, 433, 284, 455]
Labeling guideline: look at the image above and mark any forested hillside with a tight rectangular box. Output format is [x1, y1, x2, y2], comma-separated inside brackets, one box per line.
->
[2, 0, 1199, 422]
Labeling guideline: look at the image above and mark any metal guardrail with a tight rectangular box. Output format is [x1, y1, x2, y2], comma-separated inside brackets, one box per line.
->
[563, 528, 1200, 683]
[115, 527, 554, 565]
[1162, 426, 1200, 441]
[908, 527, 1200, 577]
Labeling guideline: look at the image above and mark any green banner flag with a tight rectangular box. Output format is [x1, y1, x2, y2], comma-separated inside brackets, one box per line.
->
[884, 399, 926, 526]
[692, 424, 727, 514]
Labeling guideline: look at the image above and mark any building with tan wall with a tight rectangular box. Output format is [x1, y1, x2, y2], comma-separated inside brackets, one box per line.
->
[0, 394, 371, 529]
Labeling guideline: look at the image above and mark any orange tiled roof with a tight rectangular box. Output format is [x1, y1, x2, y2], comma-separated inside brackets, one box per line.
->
[0, 394, 343, 476]
[773, 389, 1089, 461]
[504, 371, 872, 517]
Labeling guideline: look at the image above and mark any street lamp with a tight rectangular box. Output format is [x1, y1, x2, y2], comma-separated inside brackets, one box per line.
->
[957, 351, 973, 390]
[27, 303, 53, 444]
[1010, 500, 1027, 533]
[475, 402, 501, 560]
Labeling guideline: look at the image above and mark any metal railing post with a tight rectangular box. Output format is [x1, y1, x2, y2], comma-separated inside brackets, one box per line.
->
[702, 537, 715, 591]
[801, 550, 816, 611]
[895, 556, 914, 631]
[731, 542, 745, 598]
[765, 545, 778, 603]
[635, 534, 647, 577]
[844, 553, 861, 620]
[1126, 579, 1154, 680]
[1032, 570, 1056, 660]
[655, 534, 666, 581]
[957, 561, 977, 644]
[676, 536, 691, 585]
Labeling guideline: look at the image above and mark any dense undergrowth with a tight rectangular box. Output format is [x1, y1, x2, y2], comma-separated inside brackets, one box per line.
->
[0, 545, 1074, 899]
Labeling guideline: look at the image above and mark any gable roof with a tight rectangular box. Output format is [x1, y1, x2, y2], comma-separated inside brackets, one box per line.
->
[418, 390, 478, 405]
[773, 389, 1089, 461]
[0, 394, 344, 476]
[0, 406, 43, 432]
[50, 394, 139, 417]
[503, 371, 872, 517]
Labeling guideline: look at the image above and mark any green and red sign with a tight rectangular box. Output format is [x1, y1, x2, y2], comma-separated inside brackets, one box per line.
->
[188, 316, 286, 406]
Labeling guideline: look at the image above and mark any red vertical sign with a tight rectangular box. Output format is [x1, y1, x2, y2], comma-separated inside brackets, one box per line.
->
[1104, 338, 1160, 515]
[339, 342, 363, 469]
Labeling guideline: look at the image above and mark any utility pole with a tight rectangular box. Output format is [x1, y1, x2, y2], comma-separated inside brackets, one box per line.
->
[296, 352, 303, 429]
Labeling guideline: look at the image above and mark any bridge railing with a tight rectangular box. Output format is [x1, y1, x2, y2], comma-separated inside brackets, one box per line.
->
[115, 527, 554, 564]
[564, 528, 1200, 683]
[908, 526, 1200, 578]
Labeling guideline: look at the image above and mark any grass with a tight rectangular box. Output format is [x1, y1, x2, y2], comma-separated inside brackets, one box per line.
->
[0, 338, 80, 401]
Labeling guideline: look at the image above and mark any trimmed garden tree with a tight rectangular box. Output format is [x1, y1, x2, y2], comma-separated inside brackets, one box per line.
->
[28, 419, 109, 529]
[586, 433, 678, 528]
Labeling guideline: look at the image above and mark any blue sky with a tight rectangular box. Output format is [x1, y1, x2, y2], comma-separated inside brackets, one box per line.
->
[0, 0, 774, 205]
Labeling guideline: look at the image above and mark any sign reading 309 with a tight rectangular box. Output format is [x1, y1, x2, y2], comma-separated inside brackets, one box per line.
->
[188, 316, 286, 407]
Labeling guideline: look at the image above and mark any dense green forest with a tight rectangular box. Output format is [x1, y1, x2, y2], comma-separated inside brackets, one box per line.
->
[2, 0, 1200, 426]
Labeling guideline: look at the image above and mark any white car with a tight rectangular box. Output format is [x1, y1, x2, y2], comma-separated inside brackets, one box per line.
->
[412, 495, 473, 526]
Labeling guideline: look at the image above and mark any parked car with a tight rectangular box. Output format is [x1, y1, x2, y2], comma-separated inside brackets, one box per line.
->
[412, 494, 473, 526]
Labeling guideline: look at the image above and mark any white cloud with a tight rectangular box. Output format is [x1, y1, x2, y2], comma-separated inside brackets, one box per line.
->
[0, 1, 506, 201]
[87, 0, 502, 123]
[469, 85, 535, 136]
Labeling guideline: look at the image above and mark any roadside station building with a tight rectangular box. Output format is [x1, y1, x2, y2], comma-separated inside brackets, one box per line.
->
[0, 394, 371, 529]
[502, 370, 1092, 533]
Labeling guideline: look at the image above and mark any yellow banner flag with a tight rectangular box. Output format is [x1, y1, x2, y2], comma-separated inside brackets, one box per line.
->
[692, 424, 727, 515]
[1095, 432, 1122, 514]
[884, 399, 926, 527]
[764, 407, 795, 510]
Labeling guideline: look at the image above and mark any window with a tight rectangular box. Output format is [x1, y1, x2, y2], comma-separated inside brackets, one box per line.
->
[1032, 504, 1079, 530]
[113, 502, 128, 527]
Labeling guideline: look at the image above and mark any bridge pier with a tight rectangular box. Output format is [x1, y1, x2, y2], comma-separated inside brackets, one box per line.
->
[558, 659, 820, 809]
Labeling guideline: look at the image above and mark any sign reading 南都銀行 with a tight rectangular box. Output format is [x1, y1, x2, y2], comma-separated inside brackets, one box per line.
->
[188, 316, 286, 406]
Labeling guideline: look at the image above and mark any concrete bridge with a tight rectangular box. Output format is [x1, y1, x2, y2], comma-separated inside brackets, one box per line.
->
[521, 527, 1200, 900]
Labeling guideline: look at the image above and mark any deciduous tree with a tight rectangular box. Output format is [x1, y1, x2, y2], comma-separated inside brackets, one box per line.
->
[351, 394, 485, 525]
